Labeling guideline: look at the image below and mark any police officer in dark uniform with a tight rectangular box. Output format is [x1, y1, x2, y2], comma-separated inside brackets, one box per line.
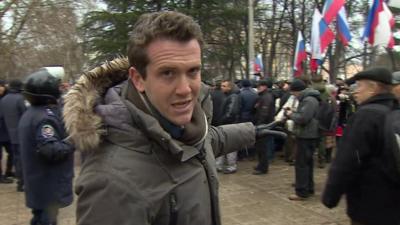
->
[18, 68, 74, 225]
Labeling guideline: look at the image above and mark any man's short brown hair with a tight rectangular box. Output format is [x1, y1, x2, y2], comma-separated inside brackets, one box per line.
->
[127, 11, 204, 78]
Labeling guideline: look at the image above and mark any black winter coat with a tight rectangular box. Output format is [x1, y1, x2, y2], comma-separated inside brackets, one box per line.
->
[1, 90, 27, 144]
[322, 93, 400, 225]
[254, 90, 275, 125]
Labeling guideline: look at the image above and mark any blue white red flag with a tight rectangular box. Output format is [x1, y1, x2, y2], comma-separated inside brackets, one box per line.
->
[293, 31, 307, 77]
[254, 54, 264, 74]
[362, 0, 395, 48]
[310, 9, 323, 72]
[320, 21, 335, 54]
[319, 14, 335, 56]
[336, 7, 352, 46]
[322, 0, 345, 24]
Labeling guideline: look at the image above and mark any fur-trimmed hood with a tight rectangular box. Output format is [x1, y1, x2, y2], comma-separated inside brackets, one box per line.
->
[63, 57, 212, 152]
[63, 57, 130, 152]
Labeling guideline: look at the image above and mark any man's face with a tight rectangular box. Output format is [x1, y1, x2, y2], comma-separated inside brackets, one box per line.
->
[282, 83, 289, 91]
[392, 84, 400, 100]
[257, 85, 266, 93]
[352, 80, 376, 105]
[220, 81, 231, 93]
[130, 39, 202, 126]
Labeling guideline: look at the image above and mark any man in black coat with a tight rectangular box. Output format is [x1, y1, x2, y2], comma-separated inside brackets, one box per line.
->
[322, 68, 400, 225]
[0, 80, 13, 183]
[253, 79, 275, 175]
[19, 68, 74, 225]
[1, 79, 27, 191]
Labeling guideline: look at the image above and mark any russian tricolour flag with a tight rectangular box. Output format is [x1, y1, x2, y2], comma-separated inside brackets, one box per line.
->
[336, 7, 352, 46]
[293, 31, 307, 77]
[254, 54, 263, 74]
[310, 9, 323, 72]
[322, 0, 345, 24]
[319, 15, 335, 54]
[362, 0, 395, 48]
[310, 9, 335, 72]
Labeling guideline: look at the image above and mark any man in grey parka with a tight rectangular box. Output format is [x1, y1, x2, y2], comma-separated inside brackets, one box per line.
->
[284, 79, 320, 201]
[64, 11, 275, 225]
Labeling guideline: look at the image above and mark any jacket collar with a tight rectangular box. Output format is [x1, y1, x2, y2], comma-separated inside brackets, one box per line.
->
[359, 93, 398, 108]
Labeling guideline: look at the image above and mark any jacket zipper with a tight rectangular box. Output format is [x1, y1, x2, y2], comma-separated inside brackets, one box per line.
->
[196, 148, 219, 225]
[169, 193, 178, 225]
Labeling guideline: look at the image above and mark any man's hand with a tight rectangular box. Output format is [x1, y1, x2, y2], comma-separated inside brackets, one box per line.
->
[284, 107, 292, 117]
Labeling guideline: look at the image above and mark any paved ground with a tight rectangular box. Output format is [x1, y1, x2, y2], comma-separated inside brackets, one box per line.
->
[0, 157, 348, 225]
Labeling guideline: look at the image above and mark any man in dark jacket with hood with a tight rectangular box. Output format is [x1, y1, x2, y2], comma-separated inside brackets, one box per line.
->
[1, 79, 27, 191]
[322, 68, 400, 225]
[284, 79, 320, 200]
[64, 11, 278, 225]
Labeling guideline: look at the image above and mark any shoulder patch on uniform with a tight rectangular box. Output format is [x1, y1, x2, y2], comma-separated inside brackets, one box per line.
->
[45, 108, 55, 116]
[41, 124, 55, 138]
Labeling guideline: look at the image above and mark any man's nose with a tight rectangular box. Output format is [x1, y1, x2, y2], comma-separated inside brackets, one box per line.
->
[175, 75, 191, 95]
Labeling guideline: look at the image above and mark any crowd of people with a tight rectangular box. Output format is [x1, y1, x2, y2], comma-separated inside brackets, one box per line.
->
[0, 11, 399, 225]
[211, 68, 400, 224]
[211, 77, 351, 176]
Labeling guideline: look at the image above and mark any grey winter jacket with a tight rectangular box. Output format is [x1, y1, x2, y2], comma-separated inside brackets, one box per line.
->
[63, 58, 256, 225]
[290, 88, 320, 139]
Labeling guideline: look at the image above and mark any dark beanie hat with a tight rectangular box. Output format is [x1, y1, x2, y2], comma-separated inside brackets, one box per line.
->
[0, 80, 6, 86]
[290, 79, 306, 91]
[257, 78, 273, 88]
[346, 67, 392, 85]
[241, 79, 251, 87]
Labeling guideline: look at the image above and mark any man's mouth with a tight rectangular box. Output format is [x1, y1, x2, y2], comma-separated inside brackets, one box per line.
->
[171, 100, 192, 111]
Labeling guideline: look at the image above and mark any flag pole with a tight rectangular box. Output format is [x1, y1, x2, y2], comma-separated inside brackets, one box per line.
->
[248, 0, 255, 80]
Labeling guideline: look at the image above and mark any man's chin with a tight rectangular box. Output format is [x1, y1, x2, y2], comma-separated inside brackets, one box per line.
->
[169, 113, 193, 126]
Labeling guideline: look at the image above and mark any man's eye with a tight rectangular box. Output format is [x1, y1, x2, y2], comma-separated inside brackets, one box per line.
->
[188, 68, 200, 77]
[161, 70, 174, 77]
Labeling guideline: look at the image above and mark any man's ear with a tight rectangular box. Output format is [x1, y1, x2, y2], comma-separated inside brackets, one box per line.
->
[129, 67, 145, 92]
